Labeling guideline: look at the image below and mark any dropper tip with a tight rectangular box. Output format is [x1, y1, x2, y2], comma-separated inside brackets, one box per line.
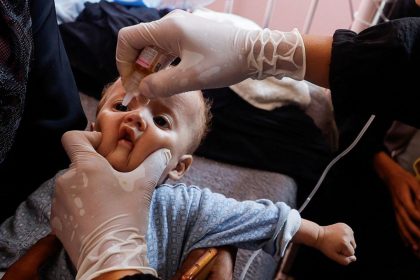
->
[122, 93, 133, 106]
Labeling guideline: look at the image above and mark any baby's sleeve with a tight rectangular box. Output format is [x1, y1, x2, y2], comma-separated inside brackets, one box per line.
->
[183, 188, 301, 259]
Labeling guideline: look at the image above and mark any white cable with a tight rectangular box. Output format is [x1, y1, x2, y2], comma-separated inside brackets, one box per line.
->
[298, 114, 376, 212]
[239, 249, 261, 280]
[240, 114, 376, 279]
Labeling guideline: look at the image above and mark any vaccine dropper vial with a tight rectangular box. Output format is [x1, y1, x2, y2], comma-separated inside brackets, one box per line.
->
[122, 46, 176, 106]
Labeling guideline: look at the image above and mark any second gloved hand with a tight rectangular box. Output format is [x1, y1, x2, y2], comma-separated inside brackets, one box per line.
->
[116, 9, 305, 98]
[51, 130, 171, 280]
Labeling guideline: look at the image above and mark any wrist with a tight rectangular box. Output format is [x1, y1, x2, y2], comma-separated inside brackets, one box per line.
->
[245, 28, 306, 81]
[313, 225, 325, 250]
[76, 216, 155, 280]
[292, 219, 322, 248]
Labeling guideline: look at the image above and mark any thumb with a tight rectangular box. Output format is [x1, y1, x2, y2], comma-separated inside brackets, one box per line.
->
[61, 131, 102, 163]
[116, 20, 164, 81]
[140, 65, 201, 98]
[128, 148, 172, 188]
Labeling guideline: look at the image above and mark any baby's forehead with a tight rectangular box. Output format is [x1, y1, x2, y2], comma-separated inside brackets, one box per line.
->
[159, 91, 202, 108]
[105, 80, 203, 115]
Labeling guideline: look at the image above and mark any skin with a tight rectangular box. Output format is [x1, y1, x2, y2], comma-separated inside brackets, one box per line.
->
[292, 220, 356, 266]
[373, 151, 420, 256]
[93, 79, 236, 278]
[2, 234, 61, 280]
[302, 0, 420, 88]
[3, 34, 355, 280]
[95, 78, 202, 181]
[9, 78, 355, 279]
[100, 2, 420, 276]
[302, 34, 333, 89]
[2, 79, 235, 280]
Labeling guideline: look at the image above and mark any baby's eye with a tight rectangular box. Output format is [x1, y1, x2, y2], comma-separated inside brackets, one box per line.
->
[114, 102, 128, 112]
[153, 115, 170, 129]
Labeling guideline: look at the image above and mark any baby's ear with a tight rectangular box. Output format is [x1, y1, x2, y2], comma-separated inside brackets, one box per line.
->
[168, 155, 193, 180]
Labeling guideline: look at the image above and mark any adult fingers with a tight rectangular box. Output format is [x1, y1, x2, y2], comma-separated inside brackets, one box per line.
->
[61, 131, 102, 163]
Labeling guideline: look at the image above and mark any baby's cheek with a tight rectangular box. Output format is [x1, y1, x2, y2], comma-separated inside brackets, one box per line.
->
[96, 130, 116, 157]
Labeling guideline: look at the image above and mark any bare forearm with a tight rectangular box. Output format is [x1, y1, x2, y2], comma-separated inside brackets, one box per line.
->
[291, 218, 323, 248]
[302, 35, 333, 89]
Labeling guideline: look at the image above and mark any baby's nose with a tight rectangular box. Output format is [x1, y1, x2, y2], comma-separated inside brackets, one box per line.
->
[125, 112, 147, 131]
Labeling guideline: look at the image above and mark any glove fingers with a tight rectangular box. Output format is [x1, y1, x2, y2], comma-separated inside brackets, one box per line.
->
[117, 20, 167, 79]
[129, 148, 171, 187]
[116, 25, 146, 79]
[61, 131, 102, 163]
[140, 65, 202, 98]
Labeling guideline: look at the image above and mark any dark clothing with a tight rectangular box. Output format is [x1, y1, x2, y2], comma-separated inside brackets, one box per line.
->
[59, 1, 164, 99]
[291, 10, 420, 280]
[0, 0, 87, 222]
[385, 0, 420, 19]
[197, 88, 332, 206]
[330, 17, 420, 128]
[290, 115, 420, 280]
[0, 0, 32, 164]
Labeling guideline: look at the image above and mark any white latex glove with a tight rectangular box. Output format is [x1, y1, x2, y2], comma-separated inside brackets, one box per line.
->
[51, 130, 171, 280]
[116, 9, 305, 98]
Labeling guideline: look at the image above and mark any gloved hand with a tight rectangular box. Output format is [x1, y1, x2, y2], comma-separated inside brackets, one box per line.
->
[50, 130, 171, 280]
[116, 9, 305, 99]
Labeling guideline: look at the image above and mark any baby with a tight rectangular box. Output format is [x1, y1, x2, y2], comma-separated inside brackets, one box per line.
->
[0, 78, 356, 280]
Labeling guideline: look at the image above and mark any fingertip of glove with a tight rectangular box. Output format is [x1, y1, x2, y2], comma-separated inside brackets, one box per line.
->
[162, 149, 172, 165]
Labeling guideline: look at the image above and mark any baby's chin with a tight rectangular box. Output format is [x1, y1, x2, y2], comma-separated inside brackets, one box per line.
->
[110, 164, 132, 173]
[105, 155, 137, 173]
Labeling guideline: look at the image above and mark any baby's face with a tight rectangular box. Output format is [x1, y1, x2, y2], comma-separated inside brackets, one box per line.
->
[95, 79, 201, 173]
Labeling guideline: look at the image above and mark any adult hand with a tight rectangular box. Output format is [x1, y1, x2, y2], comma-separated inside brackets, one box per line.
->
[171, 246, 237, 280]
[374, 152, 420, 255]
[116, 9, 305, 99]
[51, 130, 171, 280]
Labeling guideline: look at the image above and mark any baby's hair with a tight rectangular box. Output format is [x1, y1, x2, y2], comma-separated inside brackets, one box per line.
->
[187, 92, 212, 154]
[96, 81, 116, 115]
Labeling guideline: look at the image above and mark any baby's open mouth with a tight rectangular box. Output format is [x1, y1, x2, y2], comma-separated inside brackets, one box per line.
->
[119, 126, 143, 144]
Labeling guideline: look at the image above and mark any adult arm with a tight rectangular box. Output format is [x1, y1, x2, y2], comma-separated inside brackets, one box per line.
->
[301, 34, 332, 89]
[2, 235, 61, 280]
[329, 17, 420, 128]
[116, 12, 420, 127]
